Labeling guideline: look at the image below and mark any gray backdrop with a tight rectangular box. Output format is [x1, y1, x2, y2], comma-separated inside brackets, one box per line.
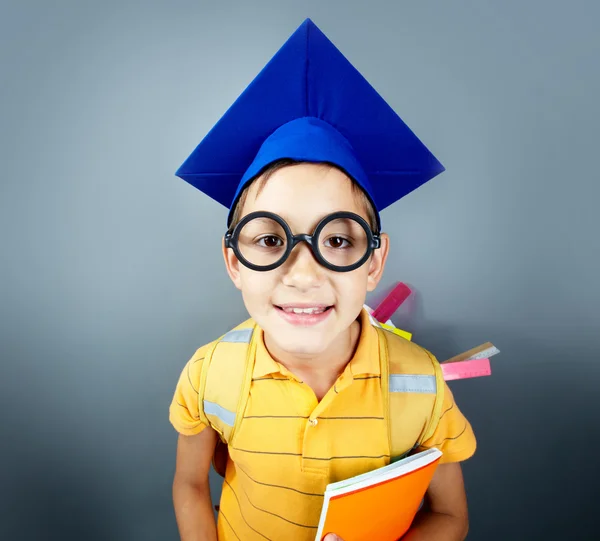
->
[1, 0, 598, 539]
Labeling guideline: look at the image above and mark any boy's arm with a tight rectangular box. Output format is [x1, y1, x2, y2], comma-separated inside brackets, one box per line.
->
[401, 462, 469, 540]
[173, 429, 219, 541]
[402, 379, 475, 539]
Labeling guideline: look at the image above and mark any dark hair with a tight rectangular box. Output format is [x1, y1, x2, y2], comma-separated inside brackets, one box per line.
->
[229, 159, 379, 231]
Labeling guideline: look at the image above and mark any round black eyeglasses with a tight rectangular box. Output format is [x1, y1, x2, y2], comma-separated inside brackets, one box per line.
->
[224, 211, 381, 272]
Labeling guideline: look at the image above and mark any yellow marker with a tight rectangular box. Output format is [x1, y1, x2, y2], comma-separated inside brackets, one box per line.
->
[380, 322, 412, 341]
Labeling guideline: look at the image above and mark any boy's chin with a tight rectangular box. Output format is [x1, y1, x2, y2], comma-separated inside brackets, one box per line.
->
[272, 337, 330, 357]
[265, 325, 333, 355]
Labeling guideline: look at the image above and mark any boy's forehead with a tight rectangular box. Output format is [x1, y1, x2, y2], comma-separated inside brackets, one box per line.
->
[245, 164, 366, 223]
[248, 163, 359, 206]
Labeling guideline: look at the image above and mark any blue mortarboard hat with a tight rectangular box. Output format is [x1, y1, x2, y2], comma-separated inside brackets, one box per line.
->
[176, 18, 445, 230]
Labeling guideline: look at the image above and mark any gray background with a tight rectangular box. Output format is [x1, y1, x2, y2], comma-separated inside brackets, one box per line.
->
[1, 0, 598, 539]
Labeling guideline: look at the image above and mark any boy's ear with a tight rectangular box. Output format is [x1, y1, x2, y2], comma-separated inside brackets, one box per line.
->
[222, 238, 242, 290]
[366, 232, 390, 292]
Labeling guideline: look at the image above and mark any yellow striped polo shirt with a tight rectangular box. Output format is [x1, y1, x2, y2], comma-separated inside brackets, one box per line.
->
[169, 309, 476, 540]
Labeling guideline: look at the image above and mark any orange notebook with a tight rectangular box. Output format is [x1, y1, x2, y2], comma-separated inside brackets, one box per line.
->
[314, 448, 442, 541]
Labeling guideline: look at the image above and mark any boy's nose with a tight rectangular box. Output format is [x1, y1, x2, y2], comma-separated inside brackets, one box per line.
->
[281, 242, 324, 289]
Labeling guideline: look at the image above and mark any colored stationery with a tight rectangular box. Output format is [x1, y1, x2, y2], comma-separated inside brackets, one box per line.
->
[442, 358, 492, 380]
[379, 322, 413, 341]
[371, 282, 412, 323]
[443, 342, 500, 364]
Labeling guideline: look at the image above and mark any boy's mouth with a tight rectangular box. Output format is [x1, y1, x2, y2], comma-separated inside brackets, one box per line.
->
[273, 304, 334, 325]
[274, 304, 333, 314]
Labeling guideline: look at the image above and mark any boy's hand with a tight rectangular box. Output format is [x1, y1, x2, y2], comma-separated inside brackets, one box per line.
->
[323, 535, 344, 541]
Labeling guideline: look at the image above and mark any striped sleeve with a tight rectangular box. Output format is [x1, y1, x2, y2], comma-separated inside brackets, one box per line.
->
[169, 347, 209, 436]
[421, 382, 476, 463]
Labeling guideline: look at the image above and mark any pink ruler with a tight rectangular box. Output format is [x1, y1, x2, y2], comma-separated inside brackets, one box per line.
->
[371, 282, 412, 322]
[442, 358, 492, 381]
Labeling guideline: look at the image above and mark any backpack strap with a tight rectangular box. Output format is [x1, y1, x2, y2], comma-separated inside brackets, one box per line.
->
[375, 326, 445, 462]
[418, 352, 445, 445]
[198, 318, 257, 476]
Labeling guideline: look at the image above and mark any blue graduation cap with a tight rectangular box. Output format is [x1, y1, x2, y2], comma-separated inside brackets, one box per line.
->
[176, 18, 445, 230]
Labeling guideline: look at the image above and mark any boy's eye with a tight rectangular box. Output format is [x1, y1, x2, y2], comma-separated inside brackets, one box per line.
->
[257, 235, 285, 248]
[323, 236, 351, 249]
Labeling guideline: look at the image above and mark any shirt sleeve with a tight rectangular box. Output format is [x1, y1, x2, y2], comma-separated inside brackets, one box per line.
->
[420, 381, 477, 463]
[169, 346, 209, 436]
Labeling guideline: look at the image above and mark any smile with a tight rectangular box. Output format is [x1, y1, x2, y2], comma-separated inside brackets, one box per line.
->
[280, 306, 330, 314]
[274, 304, 334, 326]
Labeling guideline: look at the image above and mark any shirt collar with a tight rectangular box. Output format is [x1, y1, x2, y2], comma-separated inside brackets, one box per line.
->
[347, 308, 381, 377]
[253, 326, 284, 378]
[252, 307, 380, 379]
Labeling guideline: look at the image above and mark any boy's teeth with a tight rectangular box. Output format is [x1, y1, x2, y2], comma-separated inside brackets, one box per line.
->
[283, 307, 326, 314]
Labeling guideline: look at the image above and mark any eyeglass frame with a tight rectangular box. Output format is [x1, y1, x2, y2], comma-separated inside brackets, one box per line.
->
[224, 210, 381, 272]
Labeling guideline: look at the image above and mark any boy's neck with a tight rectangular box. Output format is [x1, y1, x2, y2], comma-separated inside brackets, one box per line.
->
[263, 319, 362, 400]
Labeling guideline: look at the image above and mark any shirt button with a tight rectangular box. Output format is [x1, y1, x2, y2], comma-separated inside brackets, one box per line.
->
[309, 418, 319, 427]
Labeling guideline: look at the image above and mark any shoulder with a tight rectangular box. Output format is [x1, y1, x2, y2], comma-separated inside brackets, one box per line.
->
[189, 339, 219, 364]
[379, 327, 439, 376]
[184, 316, 257, 372]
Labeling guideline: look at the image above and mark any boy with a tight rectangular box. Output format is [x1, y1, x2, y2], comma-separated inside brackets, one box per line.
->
[169, 19, 476, 541]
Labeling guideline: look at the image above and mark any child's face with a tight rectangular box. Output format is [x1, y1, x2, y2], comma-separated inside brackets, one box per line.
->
[223, 163, 389, 358]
